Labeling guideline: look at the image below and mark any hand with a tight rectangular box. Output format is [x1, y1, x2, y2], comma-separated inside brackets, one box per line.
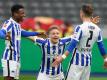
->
[104, 61, 107, 69]
[38, 32, 47, 38]
[6, 32, 11, 41]
[52, 55, 63, 67]
[91, 16, 100, 24]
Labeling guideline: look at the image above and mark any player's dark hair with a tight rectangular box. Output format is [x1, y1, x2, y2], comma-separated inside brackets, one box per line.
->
[81, 4, 93, 17]
[11, 4, 24, 15]
[47, 25, 60, 35]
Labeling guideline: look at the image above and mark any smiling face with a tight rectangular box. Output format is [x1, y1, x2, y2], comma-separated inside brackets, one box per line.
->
[11, 4, 26, 23]
[48, 27, 60, 44]
[13, 8, 25, 22]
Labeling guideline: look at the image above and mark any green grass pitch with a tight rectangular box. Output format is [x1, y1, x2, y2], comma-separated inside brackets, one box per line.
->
[0, 75, 107, 80]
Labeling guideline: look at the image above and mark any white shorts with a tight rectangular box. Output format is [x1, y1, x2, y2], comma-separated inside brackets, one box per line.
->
[1, 59, 20, 79]
[66, 64, 90, 80]
[37, 72, 64, 80]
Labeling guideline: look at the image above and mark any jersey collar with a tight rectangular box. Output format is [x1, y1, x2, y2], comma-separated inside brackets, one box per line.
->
[10, 17, 20, 25]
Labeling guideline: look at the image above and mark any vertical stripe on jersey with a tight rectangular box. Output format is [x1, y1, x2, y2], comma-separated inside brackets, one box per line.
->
[41, 45, 45, 72]
[16, 25, 19, 61]
[7, 23, 12, 31]
[51, 45, 56, 75]
[81, 54, 84, 66]
[15, 24, 19, 35]
[16, 40, 19, 61]
[75, 53, 79, 65]
[46, 40, 50, 74]
[4, 49, 9, 59]
[12, 25, 16, 61]
[57, 44, 62, 74]
[86, 55, 89, 66]
[89, 54, 92, 65]
[13, 51, 16, 61]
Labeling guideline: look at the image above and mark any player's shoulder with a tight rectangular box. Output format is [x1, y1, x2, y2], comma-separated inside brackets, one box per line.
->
[74, 25, 82, 32]
[91, 23, 101, 31]
[3, 18, 12, 26]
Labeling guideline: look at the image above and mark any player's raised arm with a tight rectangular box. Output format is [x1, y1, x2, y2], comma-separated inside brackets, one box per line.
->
[97, 30, 107, 68]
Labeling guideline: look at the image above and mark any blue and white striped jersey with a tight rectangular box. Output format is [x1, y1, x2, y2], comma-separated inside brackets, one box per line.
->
[34, 37, 71, 75]
[71, 22, 102, 66]
[1, 18, 21, 62]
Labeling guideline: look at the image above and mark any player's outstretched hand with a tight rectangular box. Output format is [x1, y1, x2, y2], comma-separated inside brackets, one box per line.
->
[38, 32, 47, 39]
[91, 16, 100, 24]
[104, 60, 107, 69]
[6, 32, 11, 41]
[52, 55, 63, 67]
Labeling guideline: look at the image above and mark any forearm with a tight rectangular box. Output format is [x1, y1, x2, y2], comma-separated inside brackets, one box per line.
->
[62, 39, 78, 59]
[97, 41, 107, 56]
[66, 39, 78, 53]
[21, 30, 39, 37]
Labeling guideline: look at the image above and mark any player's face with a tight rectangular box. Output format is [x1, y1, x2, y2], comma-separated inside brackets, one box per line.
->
[49, 29, 60, 44]
[14, 8, 26, 22]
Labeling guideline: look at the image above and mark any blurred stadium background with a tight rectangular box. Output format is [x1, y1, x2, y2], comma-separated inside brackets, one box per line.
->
[0, 0, 107, 80]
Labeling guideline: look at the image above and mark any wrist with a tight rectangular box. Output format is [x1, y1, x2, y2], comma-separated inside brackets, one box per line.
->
[104, 58, 107, 62]
[62, 54, 67, 59]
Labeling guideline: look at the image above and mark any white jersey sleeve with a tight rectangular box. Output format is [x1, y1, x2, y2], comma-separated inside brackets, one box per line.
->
[1, 20, 12, 33]
[60, 36, 72, 45]
[34, 36, 46, 45]
[72, 26, 82, 42]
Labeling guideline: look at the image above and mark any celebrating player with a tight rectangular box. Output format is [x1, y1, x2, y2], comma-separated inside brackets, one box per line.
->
[52, 4, 107, 80]
[0, 4, 43, 80]
[29, 26, 73, 80]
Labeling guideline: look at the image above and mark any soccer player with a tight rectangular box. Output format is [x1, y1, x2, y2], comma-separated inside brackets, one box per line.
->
[29, 26, 72, 80]
[0, 4, 43, 80]
[52, 4, 107, 80]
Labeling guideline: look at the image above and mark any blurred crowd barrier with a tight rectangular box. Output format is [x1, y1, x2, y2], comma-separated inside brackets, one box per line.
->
[21, 16, 74, 37]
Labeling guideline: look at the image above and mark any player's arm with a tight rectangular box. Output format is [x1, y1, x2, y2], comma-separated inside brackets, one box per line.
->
[28, 36, 46, 46]
[97, 30, 107, 68]
[97, 41, 107, 58]
[52, 26, 82, 67]
[60, 36, 72, 45]
[21, 30, 40, 37]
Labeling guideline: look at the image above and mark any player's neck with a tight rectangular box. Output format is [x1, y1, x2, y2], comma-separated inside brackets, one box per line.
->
[83, 17, 91, 22]
[50, 40, 58, 44]
[12, 16, 20, 23]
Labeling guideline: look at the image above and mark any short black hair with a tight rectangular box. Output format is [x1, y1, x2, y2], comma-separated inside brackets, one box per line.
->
[81, 4, 93, 17]
[11, 4, 24, 13]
